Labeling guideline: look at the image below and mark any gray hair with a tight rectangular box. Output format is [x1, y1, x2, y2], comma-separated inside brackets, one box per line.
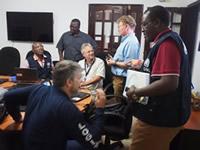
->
[81, 43, 93, 54]
[53, 60, 82, 87]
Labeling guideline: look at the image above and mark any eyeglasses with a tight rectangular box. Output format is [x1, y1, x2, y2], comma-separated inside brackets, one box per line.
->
[141, 21, 152, 29]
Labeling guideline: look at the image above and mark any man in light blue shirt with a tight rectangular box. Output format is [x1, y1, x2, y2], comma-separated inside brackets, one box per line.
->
[106, 15, 140, 97]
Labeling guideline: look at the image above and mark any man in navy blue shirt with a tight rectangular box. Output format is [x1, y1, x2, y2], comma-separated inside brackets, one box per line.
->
[4, 60, 106, 150]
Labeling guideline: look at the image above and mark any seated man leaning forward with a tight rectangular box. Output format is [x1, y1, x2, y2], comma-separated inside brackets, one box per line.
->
[3, 60, 106, 150]
[79, 43, 105, 89]
[25, 42, 53, 80]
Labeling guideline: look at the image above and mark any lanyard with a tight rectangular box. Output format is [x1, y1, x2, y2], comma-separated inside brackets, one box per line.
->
[84, 58, 95, 77]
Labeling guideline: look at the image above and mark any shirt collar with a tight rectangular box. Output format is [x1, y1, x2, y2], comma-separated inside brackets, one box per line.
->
[153, 28, 171, 42]
[33, 54, 47, 61]
[69, 31, 81, 37]
[121, 32, 135, 42]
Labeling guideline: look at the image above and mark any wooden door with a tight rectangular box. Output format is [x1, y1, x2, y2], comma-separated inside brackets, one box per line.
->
[88, 4, 143, 54]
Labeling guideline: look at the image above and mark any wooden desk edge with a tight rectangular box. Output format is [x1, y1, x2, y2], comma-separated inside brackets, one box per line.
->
[0, 96, 92, 132]
[0, 112, 25, 131]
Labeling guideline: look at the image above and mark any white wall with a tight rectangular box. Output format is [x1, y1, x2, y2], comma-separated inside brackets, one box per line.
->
[192, 10, 200, 91]
[0, 0, 199, 89]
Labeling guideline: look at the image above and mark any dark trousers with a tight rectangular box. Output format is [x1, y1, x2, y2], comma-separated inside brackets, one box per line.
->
[66, 140, 86, 150]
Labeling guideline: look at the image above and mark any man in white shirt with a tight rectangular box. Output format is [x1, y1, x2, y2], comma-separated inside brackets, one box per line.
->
[78, 43, 105, 89]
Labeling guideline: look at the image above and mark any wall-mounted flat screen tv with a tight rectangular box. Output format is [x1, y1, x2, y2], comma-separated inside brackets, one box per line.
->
[6, 12, 53, 43]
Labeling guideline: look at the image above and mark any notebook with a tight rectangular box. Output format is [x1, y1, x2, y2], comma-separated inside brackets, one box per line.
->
[123, 70, 150, 105]
[15, 68, 39, 85]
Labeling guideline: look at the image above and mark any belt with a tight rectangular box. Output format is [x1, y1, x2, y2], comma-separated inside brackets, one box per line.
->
[113, 75, 126, 79]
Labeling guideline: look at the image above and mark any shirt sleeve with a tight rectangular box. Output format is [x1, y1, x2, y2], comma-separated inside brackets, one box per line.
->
[95, 59, 105, 78]
[4, 85, 39, 121]
[56, 33, 64, 51]
[124, 40, 140, 62]
[60, 103, 104, 149]
[152, 39, 181, 77]
[89, 36, 97, 51]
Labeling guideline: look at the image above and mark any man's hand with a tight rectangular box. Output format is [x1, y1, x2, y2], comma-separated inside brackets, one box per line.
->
[95, 89, 106, 108]
[106, 54, 115, 66]
[126, 59, 143, 70]
[126, 85, 139, 101]
[59, 56, 64, 61]
[58, 49, 64, 61]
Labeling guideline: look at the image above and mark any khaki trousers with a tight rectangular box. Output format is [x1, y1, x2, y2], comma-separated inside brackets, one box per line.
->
[130, 119, 182, 150]
[112, 75, 126, 97]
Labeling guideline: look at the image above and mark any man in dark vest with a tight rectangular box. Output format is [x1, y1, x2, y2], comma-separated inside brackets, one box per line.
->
[25, 42, 53, 80]
[126, 6, 191, 150]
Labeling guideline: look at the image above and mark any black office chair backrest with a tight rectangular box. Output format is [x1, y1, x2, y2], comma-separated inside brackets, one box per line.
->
[96, 51, 113, 94]
[103, 95, 133, 141]
[0, 47, 20, 75]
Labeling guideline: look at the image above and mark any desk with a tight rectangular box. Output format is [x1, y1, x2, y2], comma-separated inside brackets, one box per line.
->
[0, 76, 16, 89]
[0, 113, 24, 131]
[0, 76, 10, 80]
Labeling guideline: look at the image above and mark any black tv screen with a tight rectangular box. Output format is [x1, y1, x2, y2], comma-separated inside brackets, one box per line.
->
[6, 12, 53, 42]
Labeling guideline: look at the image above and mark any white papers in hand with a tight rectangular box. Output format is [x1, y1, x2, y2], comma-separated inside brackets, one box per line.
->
[123, 70, 150, 105]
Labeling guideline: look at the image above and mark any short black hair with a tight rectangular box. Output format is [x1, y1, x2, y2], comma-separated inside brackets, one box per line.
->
[145, 5, 170, 26]
[71, 18, 80, 26]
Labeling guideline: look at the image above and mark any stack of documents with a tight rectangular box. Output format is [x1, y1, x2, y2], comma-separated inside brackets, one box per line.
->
[123, 70, 150, 105]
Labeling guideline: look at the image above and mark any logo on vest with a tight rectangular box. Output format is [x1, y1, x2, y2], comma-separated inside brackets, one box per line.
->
[142, 58, 150, 72]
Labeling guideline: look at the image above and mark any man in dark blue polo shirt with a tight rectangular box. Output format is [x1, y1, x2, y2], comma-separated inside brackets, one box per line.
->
[3, 60, 106, 150]
[56, 19, 97, 62]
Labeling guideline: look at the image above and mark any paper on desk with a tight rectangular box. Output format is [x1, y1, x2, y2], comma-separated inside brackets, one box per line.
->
[123, 70, 150, 105]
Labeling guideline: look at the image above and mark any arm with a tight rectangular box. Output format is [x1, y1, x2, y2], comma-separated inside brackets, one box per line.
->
[58, 49, 64, 61]
[106, 40, 140, 69]
[127, 40, 180, 100]
[62, 89, 106, 149]
[81, 76, 102, 87]
[89, 36, 97, 51]
[106, 55, 129, 69]
[56, 34, 65, 61]
[114, 61, 129, 68]
[127, 75, 179, 100]
[4, 85, 38, 122]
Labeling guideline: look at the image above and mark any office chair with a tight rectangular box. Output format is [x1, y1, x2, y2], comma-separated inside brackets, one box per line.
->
[83, 94, 133, 150]
[0, 47, 20, 75]
[102, 95, 133, 149]
[96, 51, 114, 94]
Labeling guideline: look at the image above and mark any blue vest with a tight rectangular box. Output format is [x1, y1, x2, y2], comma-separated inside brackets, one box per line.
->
[27, 54, 52, 80]
[132, 31, 191, 127]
